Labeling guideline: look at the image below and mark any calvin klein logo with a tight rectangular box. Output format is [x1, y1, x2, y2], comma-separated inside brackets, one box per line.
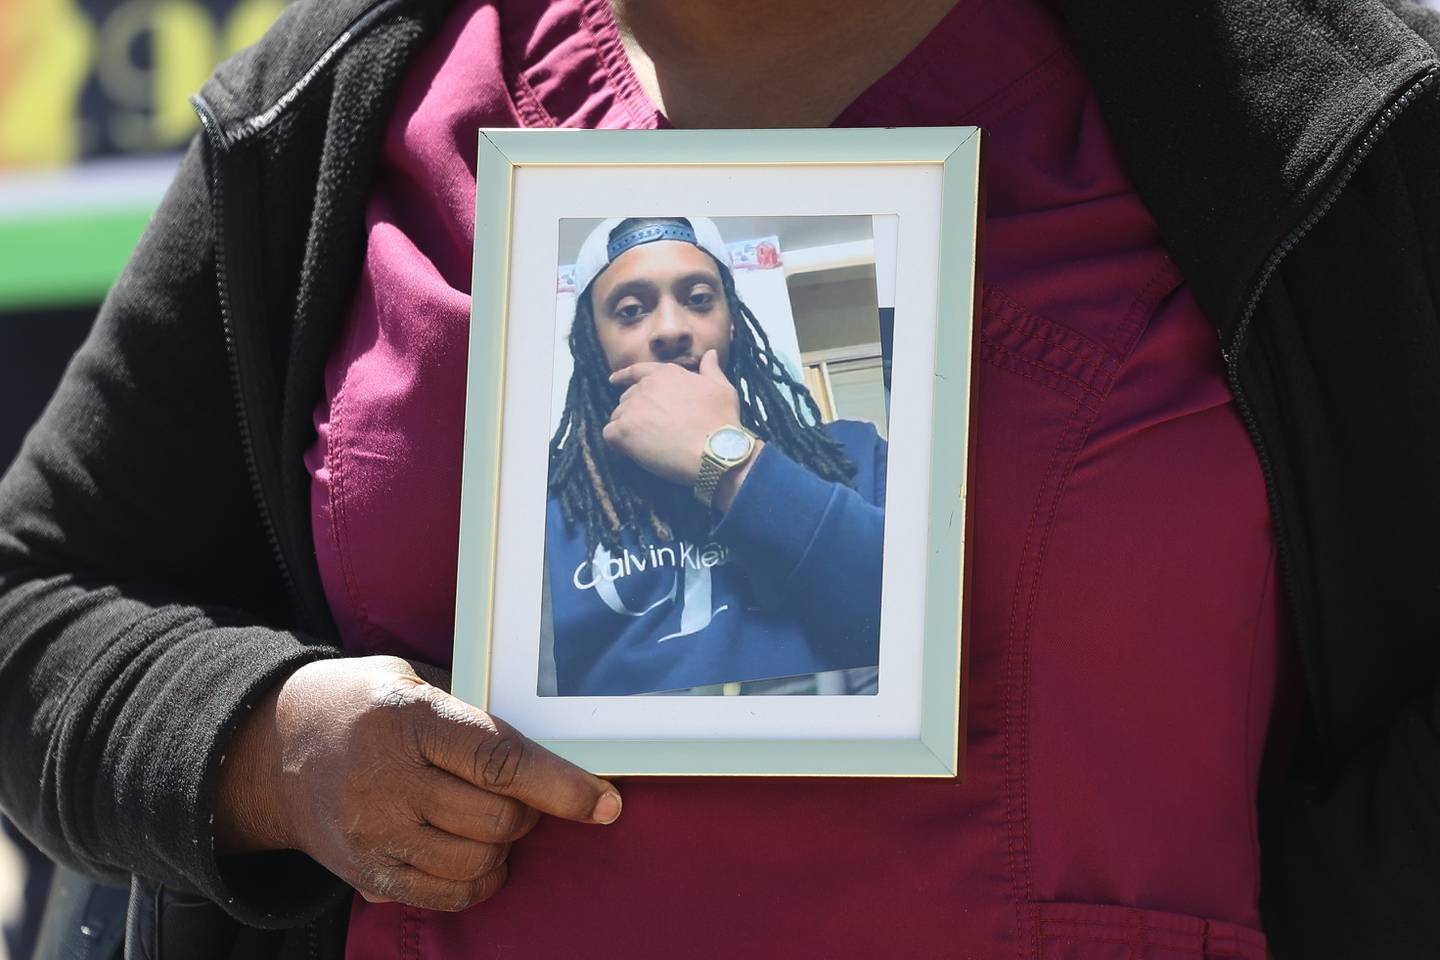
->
[572, 540, 733, 643]
[571, 540, 731, 591]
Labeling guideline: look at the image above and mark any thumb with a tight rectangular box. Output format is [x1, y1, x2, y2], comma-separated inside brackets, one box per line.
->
[699, 348, 727, 383]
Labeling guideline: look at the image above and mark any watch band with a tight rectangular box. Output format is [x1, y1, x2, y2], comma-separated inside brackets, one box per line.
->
[694, 454, 728, 507]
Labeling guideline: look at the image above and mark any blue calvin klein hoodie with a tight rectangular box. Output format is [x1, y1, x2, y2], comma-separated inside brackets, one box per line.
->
[545, 419, 887, 696]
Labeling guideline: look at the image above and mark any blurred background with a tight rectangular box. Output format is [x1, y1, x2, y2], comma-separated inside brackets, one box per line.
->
[0, 0, 292, 449]
[1, 1, 293, 955]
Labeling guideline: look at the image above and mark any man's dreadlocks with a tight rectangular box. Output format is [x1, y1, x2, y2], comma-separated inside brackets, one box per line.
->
[549, 227, 856, 554]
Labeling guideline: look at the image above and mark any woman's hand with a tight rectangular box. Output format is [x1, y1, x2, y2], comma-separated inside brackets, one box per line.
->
[604, 348, 742, 485]
[215, 655, 621, 912]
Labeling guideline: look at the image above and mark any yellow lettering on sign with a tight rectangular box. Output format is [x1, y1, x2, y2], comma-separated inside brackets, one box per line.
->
[0, 0, 289, 169]
[154, 1, 220, 143]
[104, 0, 288, 152]
[0, 0, 96, 168]
[99, 0, 218, 151]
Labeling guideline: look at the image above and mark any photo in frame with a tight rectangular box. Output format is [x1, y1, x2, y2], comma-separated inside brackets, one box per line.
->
[453, 128, 982, 777]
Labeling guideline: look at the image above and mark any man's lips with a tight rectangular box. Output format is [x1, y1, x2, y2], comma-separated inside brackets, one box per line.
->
[669, 357, 700, 372]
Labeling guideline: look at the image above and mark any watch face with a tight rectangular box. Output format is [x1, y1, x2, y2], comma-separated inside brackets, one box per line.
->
[710, 426, 752, 461]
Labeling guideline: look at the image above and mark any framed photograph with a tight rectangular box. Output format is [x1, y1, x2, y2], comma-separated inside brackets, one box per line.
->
[452, 128, 981, 777]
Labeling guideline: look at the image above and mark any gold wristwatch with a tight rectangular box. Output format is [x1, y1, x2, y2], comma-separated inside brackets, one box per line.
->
[694, 424, 758, 507]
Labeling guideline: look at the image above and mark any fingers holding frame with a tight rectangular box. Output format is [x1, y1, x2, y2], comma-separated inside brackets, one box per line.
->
[410, 766, 541, 844]
[403, 685, 622, 825]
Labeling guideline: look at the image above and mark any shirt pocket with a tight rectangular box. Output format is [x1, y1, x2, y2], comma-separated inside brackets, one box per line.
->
[1036, 901, 1270, 960]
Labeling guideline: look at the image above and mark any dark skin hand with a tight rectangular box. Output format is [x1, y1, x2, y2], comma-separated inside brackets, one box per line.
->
[215, 656, 621, 912]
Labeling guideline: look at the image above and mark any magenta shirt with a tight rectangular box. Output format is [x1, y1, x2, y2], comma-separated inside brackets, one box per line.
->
[305, 0, 1295, 956]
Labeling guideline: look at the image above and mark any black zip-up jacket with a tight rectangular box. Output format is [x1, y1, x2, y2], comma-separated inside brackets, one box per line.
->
[3, 1, 1440, 957]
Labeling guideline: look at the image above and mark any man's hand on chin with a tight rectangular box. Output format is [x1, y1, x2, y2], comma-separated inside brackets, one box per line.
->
[603, 349, 748, 488]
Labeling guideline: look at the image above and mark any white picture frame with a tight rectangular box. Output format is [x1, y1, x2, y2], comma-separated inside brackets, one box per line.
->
[453, 127, 982, 777]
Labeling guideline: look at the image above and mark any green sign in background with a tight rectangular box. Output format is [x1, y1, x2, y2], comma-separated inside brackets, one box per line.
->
[0, 210, 152, 310]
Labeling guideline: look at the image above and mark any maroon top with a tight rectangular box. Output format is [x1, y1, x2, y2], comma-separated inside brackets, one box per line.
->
[306, 0, 1296, 956]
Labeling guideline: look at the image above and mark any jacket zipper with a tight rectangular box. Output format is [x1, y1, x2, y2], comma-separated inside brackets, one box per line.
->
[154, 6, 432, 958]
[185, 0, 416, 631]
[1221, 66, 1438, 751]
[191, 94, 303, 615]
[195, 85, 333, 960]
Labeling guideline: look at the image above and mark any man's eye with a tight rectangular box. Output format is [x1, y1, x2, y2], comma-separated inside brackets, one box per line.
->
[687, 290, 715, 308]
[615, 302, 645, 321]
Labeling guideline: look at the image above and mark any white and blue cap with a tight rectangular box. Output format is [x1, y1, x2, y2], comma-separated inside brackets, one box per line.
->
[573, 216, 731, 297]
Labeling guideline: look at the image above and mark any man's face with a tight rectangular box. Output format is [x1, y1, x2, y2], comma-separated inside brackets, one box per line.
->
[588, 240, 732, 373]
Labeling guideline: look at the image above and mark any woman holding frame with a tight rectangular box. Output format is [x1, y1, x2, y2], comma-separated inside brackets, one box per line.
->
[2, 0, 1439, 957]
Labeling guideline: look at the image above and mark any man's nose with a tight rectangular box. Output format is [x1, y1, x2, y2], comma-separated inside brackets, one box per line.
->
[649, 299, 692, 360]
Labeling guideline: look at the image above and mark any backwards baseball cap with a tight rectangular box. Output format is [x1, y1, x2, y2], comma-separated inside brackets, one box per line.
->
[573, 216, 731, 297]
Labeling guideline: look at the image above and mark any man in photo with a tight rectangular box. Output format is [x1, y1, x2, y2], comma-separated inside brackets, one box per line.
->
[545, 216, 887, 696]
